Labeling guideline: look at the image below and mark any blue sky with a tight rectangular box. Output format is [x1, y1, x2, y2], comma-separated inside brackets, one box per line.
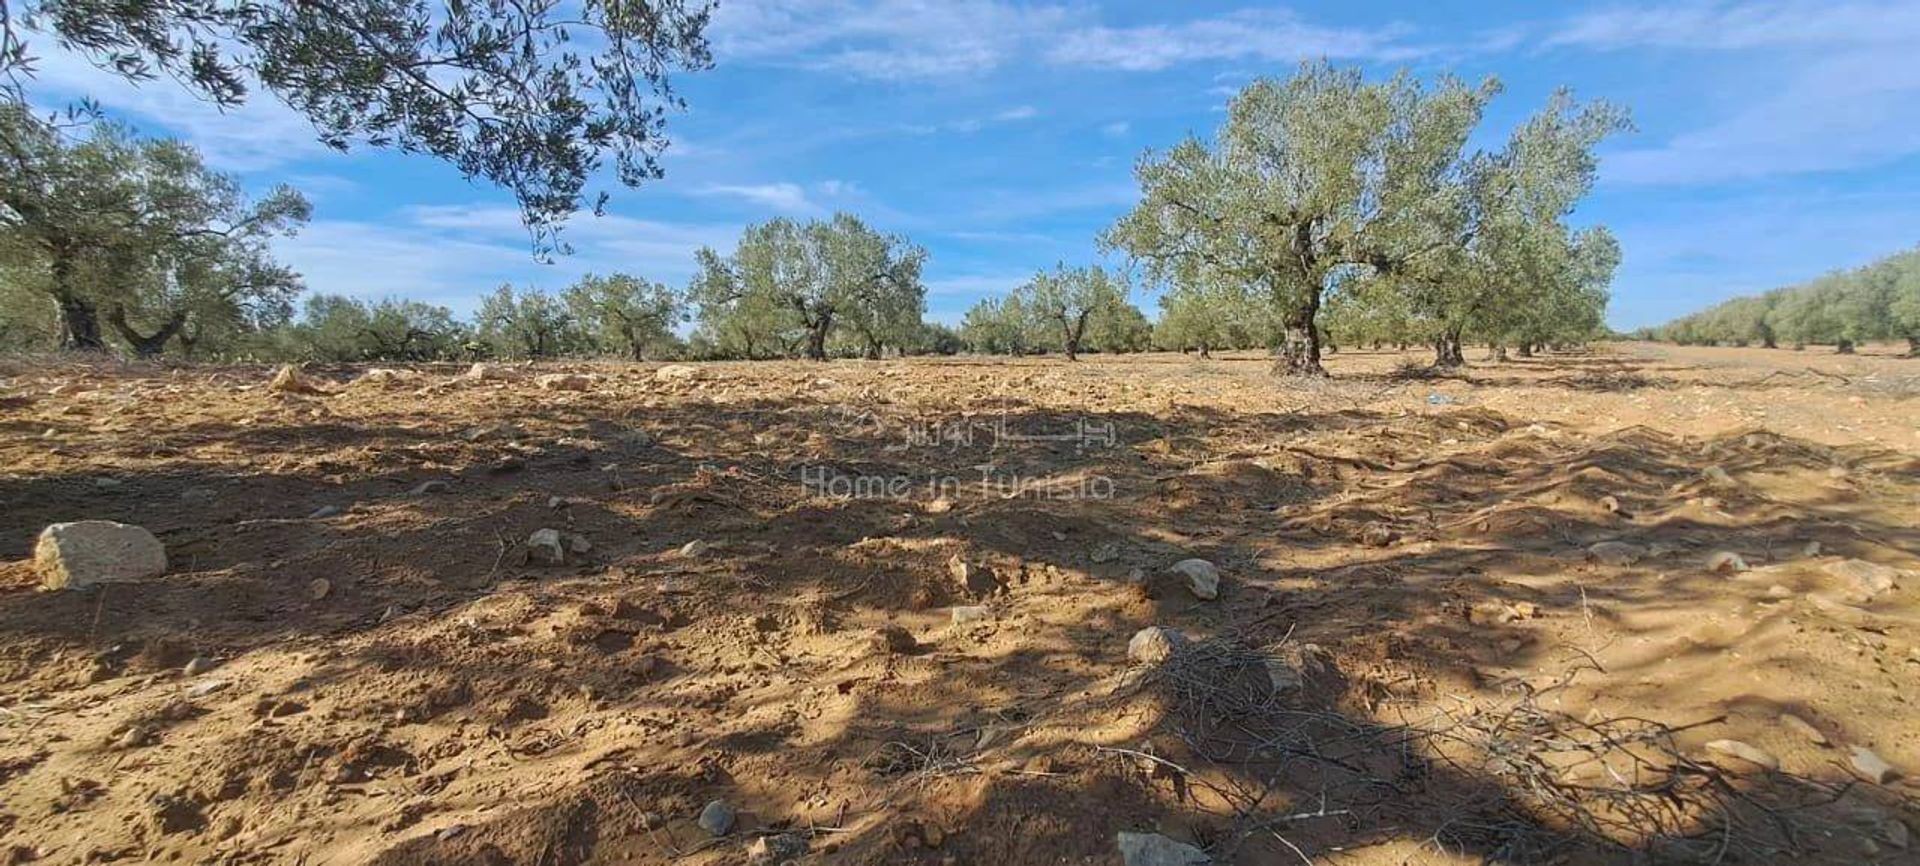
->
[27, 0, 1920, 329]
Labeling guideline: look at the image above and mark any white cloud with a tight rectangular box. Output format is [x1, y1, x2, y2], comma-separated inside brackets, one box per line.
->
[712, 0, 1073, 78]
[1046, 9, 1421, 71]
[1543, 2, 1920, 185]
[276, 206, 740, 312]
[995, 105, 1039, 121]
[1604, 48, 1920, 185]
[1545, 0, 1920, 51]
[1101, 121, 1131, 137]
[695, 182, 820, 214]
[712, 1, 1420, 78]
[25, 45, 328, 172]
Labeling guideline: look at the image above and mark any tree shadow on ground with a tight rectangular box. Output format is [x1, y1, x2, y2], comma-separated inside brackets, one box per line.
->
[0, 360, 1914, 864]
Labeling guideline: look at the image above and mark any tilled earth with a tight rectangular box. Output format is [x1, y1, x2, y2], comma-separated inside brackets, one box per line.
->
[0, 344, 1916, 865]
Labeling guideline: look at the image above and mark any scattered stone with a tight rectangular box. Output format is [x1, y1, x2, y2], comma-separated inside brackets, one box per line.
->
[1800, 540, 1823, 558]
[354, 368, 410, 388]
[1586, 540, 1647, 567]
[1701, 465, 1736, 487]
[1090, 541, 1120, 563]
[747, 834, 809, 864]
[409, 480, 451, 496]
[950, 605, 991, 625]
[1599, 494, 1625, 515]
[1765, 584, 1794, 599]
[655, 364, 702, 382]
[267, 364, 328, 395]
[1779, 713, 1828, 745]
[873, 625, 917, 655]
[697, 799, 736, 836]
[1826, 465, 1850, 479]
[33, 520, 167, 590]
[93, 477, 123, 491]
[1706, 551, 1750, 573]
[462, 362, 518, 382]
[527, 529, 569, 566]
[534, 373, 594, 392]
[463, 422, 522, 441]
[1359, 523, 1396, 548]
[307, 504, 344, 519]
[1824, 559, 1900, 600]
[1850, 746, 1903, 784]
[678, 539, 710, 558]
[1469, 600, 1537, 625]
[182, 656, 217, 677]
[925, 497, 953, 514]
[1115, 831, 1210, 866]
[1168, 558, 1220, 600]
[1126, 626, 1186, 666]
[115, 726, 149, 749]
[1705, 739, 1779, 772]
[949, 555, 999, 598]
[185, 679, 230, 699]
[308, 578, 332, 601]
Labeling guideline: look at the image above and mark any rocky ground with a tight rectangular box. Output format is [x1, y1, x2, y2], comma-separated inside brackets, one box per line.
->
[0, 343, 1916, 865]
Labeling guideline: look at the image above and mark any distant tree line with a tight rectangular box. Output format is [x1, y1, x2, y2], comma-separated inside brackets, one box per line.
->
[4, 61, 1626, 369]
[1635, 246, 1920, 356]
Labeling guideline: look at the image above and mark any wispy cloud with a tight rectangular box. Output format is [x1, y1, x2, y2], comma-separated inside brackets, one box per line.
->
[25, 45, 328, 171]
[695, 182, 820, 214]
[711, 1, 1423, 79]
[712, 0, 1073, 79]
[1544, 0, 1920, 51]
[277, 206, 741, 312]
[1101, 121, 1131, 138]
[1546, 1, 1920, 185]
[1604, 48, 1920, 185]
[1047, 9, 1423, 71]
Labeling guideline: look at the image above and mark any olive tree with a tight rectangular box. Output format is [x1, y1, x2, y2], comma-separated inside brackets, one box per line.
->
[562, 272, 684, 360]
[689, 214, 925, 361]
[475, 284, 579, 359]
[0, 106, 310, 353]
[3, 0, 713, 249]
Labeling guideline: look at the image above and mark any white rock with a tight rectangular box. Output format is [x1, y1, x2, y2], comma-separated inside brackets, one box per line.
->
[267, 364, 328, 395]
[183, 656, 218, 677]
[33, 521, 167, 590]
[678, 539, 709, 558]
[1586, 541, 1647, 567]
[950, 605, 991, 625]
[355, 368, 409, 387]
[527, 529, 568, 565]
[1116, 831, 1210, 866]
[1705, 739, 1779, 772]
[654, 364, 701, 382]
[1706, 551, 1749, 573]
[534, 373, 594, 392]
[1168, 558, 1220, 600]
[1127, 626, 1186, 666]
[185, 680, 230, 699]
[1823, 559, 1901, 600]
[1850, 746, 1903, 784]
[462, 362, 519, 382]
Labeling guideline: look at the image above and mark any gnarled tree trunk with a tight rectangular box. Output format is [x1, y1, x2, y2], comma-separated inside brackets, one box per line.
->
[1433, 330, 1466, 368]
[107, 306, 187, 359]
[1276, 293, 1326, 376]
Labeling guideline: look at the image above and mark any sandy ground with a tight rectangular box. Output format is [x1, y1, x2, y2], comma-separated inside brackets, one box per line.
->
[0, 343, 1916, 865]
